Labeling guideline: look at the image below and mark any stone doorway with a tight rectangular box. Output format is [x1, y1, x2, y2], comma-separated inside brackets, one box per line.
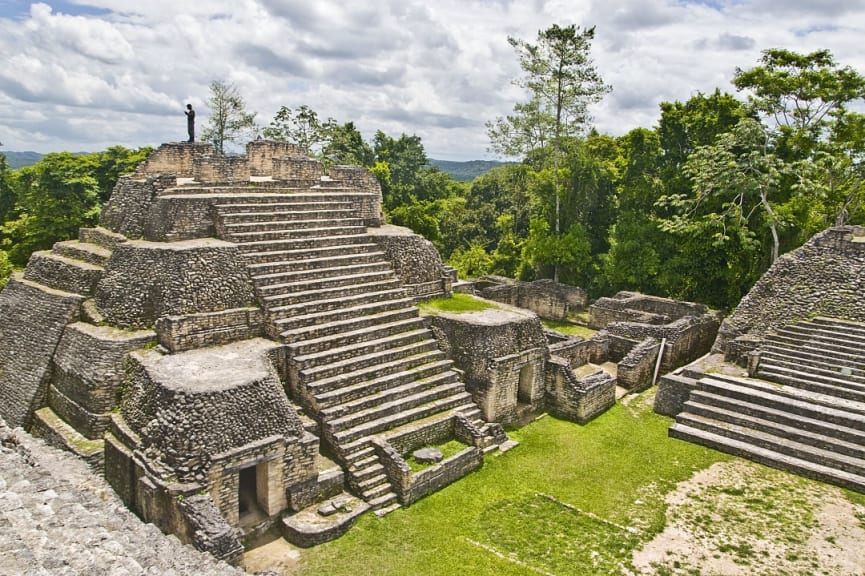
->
[238, 464, 266, 528]
[517, 364, 534, 405]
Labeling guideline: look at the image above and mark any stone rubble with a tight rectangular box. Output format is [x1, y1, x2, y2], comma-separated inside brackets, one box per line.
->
[0, 417, 247, 576]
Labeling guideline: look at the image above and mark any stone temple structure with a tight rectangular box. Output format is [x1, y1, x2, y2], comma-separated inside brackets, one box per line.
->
[657, 226, 865, 493]
[2, 141, 673, 561]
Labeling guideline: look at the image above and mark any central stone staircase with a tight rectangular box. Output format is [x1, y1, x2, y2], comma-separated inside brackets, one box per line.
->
[669, 317, 865, 493]
[208, 187, 481, 510]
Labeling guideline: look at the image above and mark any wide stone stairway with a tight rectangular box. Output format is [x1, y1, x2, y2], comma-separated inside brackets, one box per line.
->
[211, 188, 480, 510]
[670, 317, 865, 492]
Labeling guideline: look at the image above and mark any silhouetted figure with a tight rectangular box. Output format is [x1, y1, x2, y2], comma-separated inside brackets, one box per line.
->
[185, 104, 195, 143]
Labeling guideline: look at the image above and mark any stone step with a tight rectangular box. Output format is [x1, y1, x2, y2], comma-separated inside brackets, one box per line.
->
[760, 346, 865, 378]
[362, 483, 393, 503]
[234, 233, 370, 253]
[312, 357, 453, 407]
[22, 251, 104, 297]
[300, 339, 441, 383]
[771, 326, 865, 352]
[779, 323, 865, 346]
[285, 317, 427, 357]
[373, 501, 402, 517]
[292, 329, 433, 371]
[343, 444, 375, 467]
[254, 266, 395, 292]
[676, 412, 865, 476]
[321, 372, 461, 420]
[213, 192, 364, 206]
[273, 298, 415, 332]
[357, 472, 389, 492]
[224, 217, 364, 234]
[756, 364, 865, 403]
[229, 225, 367, 243]
[246, 251, 386, 276]
[696, 377, 865, 432]
[681, 400, 865, 459]
[810, 317, 865, 338]
[331, 394, 474, 444]
[53, 240, 112, 266]
[350, 462, 384, 483]
[763, 337, 865, 367]
[220, 208, 356, 222]
[687, 390, 865, 448]
[669, 423, 865, 493]
[78, 227, 127, 250]
[267, 285, 406, 316]
[281, 307, 419, 344]
[239, 242, 382, 265]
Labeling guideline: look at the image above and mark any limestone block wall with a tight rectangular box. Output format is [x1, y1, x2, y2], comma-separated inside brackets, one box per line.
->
[272, 156, 324, 183]
[49, 322, 155, 439]
[0, 276, 84, 428]
[101, 175, 176, 239]
[367, 225, 450, 300]
[590, 292, 708, 329]
[545, 359, 616, 423]
[714, 225, 865, 354]
[119, 344, 304, 481]
[95, 239, 256, 329]
[155, 308, 263, 353]
[478, 278, 588, 320]
[548, 332, 609, 367]
[144, 194, 219, 241]
[193, 156, 251, 184]
[328, 166, 385, 226]
[134, 143, 215, 178]
[605, 315, 720, 374]
[246, 140, 306, 176]
[426, 306, 548, 423]
[616, 337, 661, 391]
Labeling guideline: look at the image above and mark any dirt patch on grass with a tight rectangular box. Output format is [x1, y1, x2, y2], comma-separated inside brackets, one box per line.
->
[632, 459, 865, 575]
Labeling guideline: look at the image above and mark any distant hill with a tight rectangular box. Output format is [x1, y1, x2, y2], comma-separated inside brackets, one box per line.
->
[3, 151, 43, 169]
[430, 159, 511, 182]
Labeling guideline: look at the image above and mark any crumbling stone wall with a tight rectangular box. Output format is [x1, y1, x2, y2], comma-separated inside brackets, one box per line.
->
[101, 174, 176, 239]
[47, 322, 155, 439]
[246, 140, 306, 176]
[589, 291, 708, 329]
[616, 337, 661, 391]
[545, 358, 616, 423]
[714, 225, 865, 354]
[368, 224, 451, 300]
[193, 155, 251, 184]
[0, 276, 84, 428]
[95, 239, 256, 329]
[134, 142, 214, 178]
[476, 277, 588, 320]
[426, 306, 548, 423]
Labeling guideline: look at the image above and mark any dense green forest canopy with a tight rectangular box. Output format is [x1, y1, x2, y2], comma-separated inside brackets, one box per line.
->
[1, 40, 863, 311]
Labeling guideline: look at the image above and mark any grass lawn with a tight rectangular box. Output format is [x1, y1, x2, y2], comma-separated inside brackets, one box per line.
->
[294, 392, 729, 576]
[417, 293, 501, 315]
[541, 318, 598, 339]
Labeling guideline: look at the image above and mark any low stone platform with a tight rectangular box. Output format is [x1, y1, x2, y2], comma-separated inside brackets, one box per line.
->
[281, 493, 370, 547]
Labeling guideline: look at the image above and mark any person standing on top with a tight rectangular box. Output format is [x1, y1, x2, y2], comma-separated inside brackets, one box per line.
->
[185, 104, 195, 143]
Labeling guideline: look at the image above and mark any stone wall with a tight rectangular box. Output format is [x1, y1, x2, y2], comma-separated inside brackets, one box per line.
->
[606, 315, 720, 374]
[155, 308, 263, 353]
[144, 194, 220, 241]
[589, 291, 708, 329]
[477, 277, 588, 320]
[0, 275, 84, 428]
[193, 155, 251, 184]
[616, 337, 661, 391]
[426, 306, 548, 423]
[548, 332, 609, 367]
[246, 140, 306, 176]
[101, 174, 176, 239]
[714, 225, 865, 354]
[134, 142, 214, 178]
[545, 358, 616, 423]
[368, 225, 450, 300]
[95, 239, 256, 329]
[49, 322, 155, 439]
[119, 342, 304, 481]
[272, 156, 324, 184]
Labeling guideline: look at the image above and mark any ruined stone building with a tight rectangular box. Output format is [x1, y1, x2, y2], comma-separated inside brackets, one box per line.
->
[3, 141, 704, 561]
[657, 226, 865, 493]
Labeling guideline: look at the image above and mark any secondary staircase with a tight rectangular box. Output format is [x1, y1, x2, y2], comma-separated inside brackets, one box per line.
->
[669, 317, 865, 493]
[208, 187, 483, 510]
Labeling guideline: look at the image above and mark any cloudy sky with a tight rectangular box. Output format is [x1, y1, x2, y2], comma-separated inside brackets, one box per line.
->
[0, 0, 864, 160]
